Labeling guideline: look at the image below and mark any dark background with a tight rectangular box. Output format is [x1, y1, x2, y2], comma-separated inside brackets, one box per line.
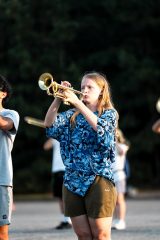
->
[0, 0, 159, 194]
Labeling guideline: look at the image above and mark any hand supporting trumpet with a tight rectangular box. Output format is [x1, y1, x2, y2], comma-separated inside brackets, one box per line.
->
[58, 81, 81, 106]
[43, 80, 83, 128]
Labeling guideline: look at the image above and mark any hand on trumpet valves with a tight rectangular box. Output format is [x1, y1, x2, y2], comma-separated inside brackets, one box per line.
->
[61, 81, 71, 88]
[60, 81, 79, 106]
[57, 81, 71, 96]
[63, 89, 80, 106]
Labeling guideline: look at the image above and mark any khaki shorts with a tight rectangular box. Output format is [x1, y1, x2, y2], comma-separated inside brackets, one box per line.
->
[0, 186, 13, 226]
[63, 176, 117, 218]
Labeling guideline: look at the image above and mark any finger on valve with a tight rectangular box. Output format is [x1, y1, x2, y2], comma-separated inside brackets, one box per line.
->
[61, 81, 71, 88]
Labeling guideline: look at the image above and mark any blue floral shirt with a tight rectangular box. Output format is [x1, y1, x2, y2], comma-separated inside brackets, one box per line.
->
[46, 108, 117, 196]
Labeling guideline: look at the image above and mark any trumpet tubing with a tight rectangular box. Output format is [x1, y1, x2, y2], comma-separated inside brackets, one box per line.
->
[38, 72, 83, 104]
[24, 116, 45, 128]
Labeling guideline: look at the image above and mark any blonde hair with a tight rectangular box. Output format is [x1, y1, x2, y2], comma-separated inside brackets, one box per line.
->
[70, 72, 115, 127]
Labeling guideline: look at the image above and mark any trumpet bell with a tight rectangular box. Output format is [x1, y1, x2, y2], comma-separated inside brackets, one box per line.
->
[38, 73, 53, 90]
[38, 79, 48, 90]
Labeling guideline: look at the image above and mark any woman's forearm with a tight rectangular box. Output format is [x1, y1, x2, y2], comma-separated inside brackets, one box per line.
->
[44, 98, 62, 127]
[75, 100, 98, 131]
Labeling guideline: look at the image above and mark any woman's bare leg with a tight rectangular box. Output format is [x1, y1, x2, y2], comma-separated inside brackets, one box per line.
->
[89, 217, 112, 240]
[71, 215, 92, 240]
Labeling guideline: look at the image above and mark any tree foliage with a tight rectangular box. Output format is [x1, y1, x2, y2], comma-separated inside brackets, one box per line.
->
[0, 0, 159, 193]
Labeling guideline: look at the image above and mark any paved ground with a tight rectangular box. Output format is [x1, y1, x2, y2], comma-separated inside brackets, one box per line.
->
[9, 198, 160, 240]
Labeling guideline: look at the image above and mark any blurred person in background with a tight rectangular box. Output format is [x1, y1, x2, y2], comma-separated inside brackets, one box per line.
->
[43, 138, 72, 230]
[0, 75, 20, 240]
[152, 119, 160, 134]
[112, 128, 129, 230]
[152, 98, 160, 134]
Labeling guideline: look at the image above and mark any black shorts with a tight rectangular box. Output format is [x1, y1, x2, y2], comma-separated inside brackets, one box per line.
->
[51, 171, 64, 199]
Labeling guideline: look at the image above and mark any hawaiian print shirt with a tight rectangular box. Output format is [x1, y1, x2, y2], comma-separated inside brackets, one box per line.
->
[46, 108, 117, 197]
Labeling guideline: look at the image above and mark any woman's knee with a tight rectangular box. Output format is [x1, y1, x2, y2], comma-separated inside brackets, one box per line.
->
[71, 215, 92, 240]
[92, 229, 110, 240]
[75, 228, 92, 240]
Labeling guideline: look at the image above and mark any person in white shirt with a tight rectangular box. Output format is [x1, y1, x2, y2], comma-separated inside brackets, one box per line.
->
[112, 129, 129, 230]
[43, 138, 72, 229]
[0, 75, 20, 240]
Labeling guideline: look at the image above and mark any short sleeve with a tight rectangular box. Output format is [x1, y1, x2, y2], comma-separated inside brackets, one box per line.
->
[97, 109, 117, 149]
[3, 110, 20, 134]
[46, 109, 74, 141]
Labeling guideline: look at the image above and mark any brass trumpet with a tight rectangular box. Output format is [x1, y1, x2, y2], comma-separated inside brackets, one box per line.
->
[38, 73, 83, 104]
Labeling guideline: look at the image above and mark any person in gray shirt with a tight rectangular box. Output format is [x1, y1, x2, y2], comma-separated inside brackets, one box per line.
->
[0, 75, 19, 240]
